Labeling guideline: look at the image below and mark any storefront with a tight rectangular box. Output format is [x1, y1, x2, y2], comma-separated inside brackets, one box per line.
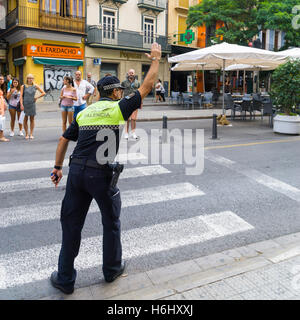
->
[8, 40, 84, 100]
[85, 46, 170, 96]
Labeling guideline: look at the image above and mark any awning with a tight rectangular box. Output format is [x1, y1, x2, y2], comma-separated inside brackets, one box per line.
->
[33, 57, 83, 66]
[14, 57, 26, 66]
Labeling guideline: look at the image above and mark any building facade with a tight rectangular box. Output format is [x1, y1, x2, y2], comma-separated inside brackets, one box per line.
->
[85, 0, 170, 95]
[0, 0, 86, 100]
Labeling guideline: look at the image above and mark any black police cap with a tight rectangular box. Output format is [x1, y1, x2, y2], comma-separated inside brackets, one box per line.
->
[97, 76, 125, 91]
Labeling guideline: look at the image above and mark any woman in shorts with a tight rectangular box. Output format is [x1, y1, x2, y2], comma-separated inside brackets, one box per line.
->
[0, 74, 9, 142]
[7, 78, 23, 137]
[60, 76, 77, 132]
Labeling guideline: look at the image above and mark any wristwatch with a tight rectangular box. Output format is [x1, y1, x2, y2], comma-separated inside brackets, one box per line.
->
[54, 165, 62, 170]
[151, 57, 159, 61]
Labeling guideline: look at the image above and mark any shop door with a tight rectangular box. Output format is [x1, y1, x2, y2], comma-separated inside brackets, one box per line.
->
[142, 64, 153, 96]
[43, 65, 77, 101]
[100, 63, 118, 79]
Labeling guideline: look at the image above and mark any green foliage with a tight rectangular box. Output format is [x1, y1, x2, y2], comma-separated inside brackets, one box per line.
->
[270, 59, 300, 115]
[257, 0, 300, 49]
[187, 0, 300, 48]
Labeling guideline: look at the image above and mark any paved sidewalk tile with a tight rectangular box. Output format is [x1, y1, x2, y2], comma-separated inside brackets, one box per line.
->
[194, 252, 235, 271]
[182, 286, 216, 300]
[146, 260, 201, 285]
[202, 280, 239, 300]
[89, 272, 152, 300]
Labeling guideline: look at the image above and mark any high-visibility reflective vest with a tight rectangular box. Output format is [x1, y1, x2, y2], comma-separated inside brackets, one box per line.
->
[76, 100, 125, 127]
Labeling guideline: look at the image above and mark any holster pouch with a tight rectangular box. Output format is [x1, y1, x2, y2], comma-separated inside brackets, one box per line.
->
[109, 162, 124, 189]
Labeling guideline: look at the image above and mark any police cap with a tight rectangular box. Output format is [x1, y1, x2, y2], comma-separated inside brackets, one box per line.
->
[97, 76, 125, 92]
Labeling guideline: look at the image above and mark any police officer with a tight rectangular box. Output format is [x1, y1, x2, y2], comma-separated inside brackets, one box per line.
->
[50, 42, 162, 294]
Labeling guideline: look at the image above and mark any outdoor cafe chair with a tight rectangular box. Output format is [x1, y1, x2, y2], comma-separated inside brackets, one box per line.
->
[252, 97, 263, 119]
[182, 92, 193, 109]
[202, 92, 213, 108]
[262, 100, 275, 127]
[240, 99, 253, 120]
[169, 91, 180, 105]
[224, 93, 242, 120]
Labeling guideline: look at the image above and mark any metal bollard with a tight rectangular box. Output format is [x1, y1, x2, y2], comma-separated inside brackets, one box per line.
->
[162, 114, 168, 143]
[212, 114, 218, 139]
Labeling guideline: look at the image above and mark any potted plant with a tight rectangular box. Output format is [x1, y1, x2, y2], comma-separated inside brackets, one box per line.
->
[271, 59, 300, 134]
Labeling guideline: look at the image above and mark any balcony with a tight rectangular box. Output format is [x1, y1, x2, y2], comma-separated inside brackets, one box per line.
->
[137, 0, 166, 12]
[0, 6, 85, 36]
[113, 0, 128, 3]
[86, 25, 170, 53]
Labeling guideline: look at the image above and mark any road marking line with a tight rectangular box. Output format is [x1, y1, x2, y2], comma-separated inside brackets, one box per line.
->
[205, 152, 300, 203]
[0, 153, 147, 174]
[0, 183, 204, 228]
[0, 165, 170, 193]
[205, 138, 300, 150]
[0, 211, 253, 289]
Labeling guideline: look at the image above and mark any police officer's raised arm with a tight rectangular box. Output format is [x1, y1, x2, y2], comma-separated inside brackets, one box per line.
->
[138, 42, 162, 100]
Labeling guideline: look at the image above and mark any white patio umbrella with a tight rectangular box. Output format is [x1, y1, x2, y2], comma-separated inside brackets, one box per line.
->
[278, 47, 300, 59]
[168, 42, 287, 114]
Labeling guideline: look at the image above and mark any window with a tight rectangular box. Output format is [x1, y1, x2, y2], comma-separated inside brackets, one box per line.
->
[103, 10, 116, 41]
[144, 17, 154, 47]
[51, 0, 57, 13]
[59, 0, 71, 17]
[274, 30, 279, 51]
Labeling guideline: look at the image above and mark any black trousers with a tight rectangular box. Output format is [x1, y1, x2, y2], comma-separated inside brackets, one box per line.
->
[57, 163, 122, 286]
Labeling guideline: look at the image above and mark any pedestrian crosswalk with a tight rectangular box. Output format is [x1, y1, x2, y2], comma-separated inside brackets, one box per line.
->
[0, 152, 255, 297]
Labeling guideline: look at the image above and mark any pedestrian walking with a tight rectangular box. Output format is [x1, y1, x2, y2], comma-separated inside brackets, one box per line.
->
[7, 78, 23, 137]
[121, 69, 141, 140]
[155, 79, 165, 102]
[73, 70, 94, 120]
[20, 74, 45, 140]
[60, 76, 77, 133]
[49, 42, 162, 295]
[0, 74, 9, 142]
[86, 72, 97, 106]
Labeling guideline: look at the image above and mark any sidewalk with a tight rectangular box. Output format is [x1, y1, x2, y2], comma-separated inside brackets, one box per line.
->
[42, 232, 300, 300]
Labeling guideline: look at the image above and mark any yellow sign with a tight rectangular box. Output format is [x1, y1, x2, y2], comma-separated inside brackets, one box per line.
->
[0, 49, 6, 60]
[26, 44, 84, 59]
[120, 51, 142, 60]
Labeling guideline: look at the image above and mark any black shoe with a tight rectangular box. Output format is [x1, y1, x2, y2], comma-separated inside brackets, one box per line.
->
[50, 271, 74, 295]
[104, 261, 126, 283]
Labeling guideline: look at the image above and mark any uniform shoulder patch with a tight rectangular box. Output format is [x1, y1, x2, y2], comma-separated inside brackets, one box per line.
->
[125, 92, 136, 100]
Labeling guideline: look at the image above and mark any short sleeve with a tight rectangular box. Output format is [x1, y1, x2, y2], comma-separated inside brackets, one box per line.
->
[118, 90, 142, 121]
[63, 119, 79, 141]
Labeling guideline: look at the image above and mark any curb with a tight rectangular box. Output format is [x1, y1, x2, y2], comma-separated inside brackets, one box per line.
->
[41, 231, 300, 300]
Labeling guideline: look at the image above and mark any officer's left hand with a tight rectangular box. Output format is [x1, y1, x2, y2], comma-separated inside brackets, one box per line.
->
[51, 169, 63, 187]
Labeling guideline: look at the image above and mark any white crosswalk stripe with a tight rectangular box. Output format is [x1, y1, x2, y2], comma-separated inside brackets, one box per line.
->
[0, 182, 204, 228]
[0, 165, 170, 193]
[0, 211, 254, 289]
[0, 152, 147, 174]
[205, 152, 300, 203]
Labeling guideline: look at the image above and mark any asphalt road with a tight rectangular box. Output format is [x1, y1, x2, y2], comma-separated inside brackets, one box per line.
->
[0, 113, 300, 299]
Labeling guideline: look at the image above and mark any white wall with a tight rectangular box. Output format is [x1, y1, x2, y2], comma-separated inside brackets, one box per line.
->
[87, 0, 166, 36]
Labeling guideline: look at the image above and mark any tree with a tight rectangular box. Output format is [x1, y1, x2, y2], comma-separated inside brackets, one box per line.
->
[187, 0, 300, 48]
[187, 0, 262, 46]
[257, 0, 300, 49]
[270, 59, 300, 115]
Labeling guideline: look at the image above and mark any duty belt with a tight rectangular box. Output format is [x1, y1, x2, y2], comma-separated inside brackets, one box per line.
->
[69, 157, 111, 170]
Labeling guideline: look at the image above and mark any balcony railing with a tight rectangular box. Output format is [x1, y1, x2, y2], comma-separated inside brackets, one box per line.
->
[86, 25, 170, 52]
[1, 6, 85, 35]
[137, 0, 166, 12]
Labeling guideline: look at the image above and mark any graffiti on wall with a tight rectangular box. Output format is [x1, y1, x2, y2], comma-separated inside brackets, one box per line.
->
[44, 68, 72, 91]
